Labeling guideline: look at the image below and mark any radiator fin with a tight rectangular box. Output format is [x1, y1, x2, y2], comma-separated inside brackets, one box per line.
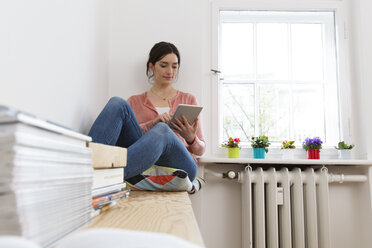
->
[254, 168, 266, 248]
[241, 167, 331, 248]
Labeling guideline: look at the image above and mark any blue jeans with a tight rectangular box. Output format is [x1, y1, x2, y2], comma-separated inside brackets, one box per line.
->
[88, 97, 197, 181]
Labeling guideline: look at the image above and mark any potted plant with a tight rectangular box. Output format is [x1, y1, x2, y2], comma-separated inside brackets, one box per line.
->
[281, 140, 296, 159]
[302, 137, 323, 159]
[222, 137, 241, 158]
[251, 136, 270, 159]
[335, 141, 354, 160]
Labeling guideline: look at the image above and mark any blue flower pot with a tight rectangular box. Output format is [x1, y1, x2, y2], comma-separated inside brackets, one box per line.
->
[253, 148, 265, 159]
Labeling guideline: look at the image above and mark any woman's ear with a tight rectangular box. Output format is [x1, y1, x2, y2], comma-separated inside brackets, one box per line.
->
[149, 63, 154, 73]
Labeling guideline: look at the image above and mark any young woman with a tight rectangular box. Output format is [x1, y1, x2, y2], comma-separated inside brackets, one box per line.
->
[88, 42, 205, 182]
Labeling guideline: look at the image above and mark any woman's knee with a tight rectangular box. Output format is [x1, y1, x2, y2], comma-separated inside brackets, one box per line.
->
[151, 122, 178, 144]
[106, 96, 131, 114]
[107, 96, 129, 108]
[153, 122, 173, 134]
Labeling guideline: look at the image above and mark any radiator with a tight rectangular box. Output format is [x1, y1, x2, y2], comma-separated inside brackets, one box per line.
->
[241, 167, 331, 248]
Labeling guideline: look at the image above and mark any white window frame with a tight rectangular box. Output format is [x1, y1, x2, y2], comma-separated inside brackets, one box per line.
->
[211, 1, 351, 157]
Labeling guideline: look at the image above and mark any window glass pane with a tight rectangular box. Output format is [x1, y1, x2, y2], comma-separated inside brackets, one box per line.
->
[218, 11, 339, 148]
[291, 24, 324, 81]
[258, 84, 290, 141]
[221, 23, 254, 79]
[292, 84, 325, 142]
[257, 23, 289, 80]
[222, 84, 254, 142]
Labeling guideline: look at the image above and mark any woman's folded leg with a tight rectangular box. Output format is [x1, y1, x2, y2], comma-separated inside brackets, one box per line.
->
[125, 122, 197, 181]
[88, 98, 197, 181]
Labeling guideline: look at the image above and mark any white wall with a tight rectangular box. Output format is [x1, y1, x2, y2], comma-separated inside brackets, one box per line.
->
[108, 0, 204, 102]
[108, 0, 209, 144]
[0, 0, 369, 158]
[349, 0, 372, 159]
[0, 0, 109, 133]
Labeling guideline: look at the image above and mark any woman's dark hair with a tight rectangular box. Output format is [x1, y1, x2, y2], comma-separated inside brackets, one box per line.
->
[146, 41, 181, 79]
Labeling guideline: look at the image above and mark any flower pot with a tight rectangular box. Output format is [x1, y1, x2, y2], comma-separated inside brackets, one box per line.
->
[253, 148, 265, 159]
[228, 147, 240, 158]
[308, 149, 320, 159]
[282, 149, 295, 159]
[338, 149, 352, 160]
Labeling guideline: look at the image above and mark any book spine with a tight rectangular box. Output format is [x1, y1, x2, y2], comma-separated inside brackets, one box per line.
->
[92, 190, 130, 207]
[91, 201, 117, 218]
[92, 168, 124, 189]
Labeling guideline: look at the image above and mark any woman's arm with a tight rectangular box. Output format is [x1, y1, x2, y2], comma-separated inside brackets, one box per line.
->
[127, 95, 154, 133]
[128, 94, 172, 133]
[172, 94, 206, 156]
[186, 116, 206, 156]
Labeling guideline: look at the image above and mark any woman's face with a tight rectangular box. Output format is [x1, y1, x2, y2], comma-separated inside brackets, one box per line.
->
[150, 53, 179, 85]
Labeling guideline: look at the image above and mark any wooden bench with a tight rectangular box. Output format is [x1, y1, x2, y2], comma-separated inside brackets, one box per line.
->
[89, 191, 204, 247]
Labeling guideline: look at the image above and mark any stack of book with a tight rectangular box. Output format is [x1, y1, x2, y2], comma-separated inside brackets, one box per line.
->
[0, 105, 93, 248]
[87, 142, 128, 217]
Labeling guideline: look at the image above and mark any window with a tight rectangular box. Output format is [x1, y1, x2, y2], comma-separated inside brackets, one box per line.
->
[213, 8, 344, 149]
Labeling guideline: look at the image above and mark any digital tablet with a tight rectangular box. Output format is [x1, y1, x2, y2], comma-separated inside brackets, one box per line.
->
[168, 104, 203, 127]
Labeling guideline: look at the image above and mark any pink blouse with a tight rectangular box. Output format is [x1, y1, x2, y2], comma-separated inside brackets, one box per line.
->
[127, 91, 206, 160]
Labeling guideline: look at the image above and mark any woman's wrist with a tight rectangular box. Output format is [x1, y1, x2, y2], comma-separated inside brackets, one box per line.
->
[186, 136, 196, 145]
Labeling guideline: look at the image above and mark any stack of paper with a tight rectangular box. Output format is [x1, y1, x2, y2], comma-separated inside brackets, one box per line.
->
[0, 105, 93, 248]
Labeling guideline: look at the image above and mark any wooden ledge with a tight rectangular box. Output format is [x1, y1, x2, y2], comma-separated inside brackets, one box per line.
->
[198, 156, 372, 166]
[89, 191, 204, 247]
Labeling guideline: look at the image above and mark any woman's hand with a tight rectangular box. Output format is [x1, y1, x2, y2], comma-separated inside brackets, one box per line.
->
[152, 112, 173, 125]
[171, 115, 198, 144]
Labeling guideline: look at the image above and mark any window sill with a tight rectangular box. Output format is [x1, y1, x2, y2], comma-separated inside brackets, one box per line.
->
[198, 156, 372, 166]
[209, 147, 365, 160]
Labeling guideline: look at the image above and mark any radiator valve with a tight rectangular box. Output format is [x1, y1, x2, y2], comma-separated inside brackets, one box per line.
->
[223, 170, 240, 180]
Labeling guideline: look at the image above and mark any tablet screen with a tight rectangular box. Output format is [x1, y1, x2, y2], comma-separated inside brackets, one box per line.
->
[168, 104, 203, 127]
